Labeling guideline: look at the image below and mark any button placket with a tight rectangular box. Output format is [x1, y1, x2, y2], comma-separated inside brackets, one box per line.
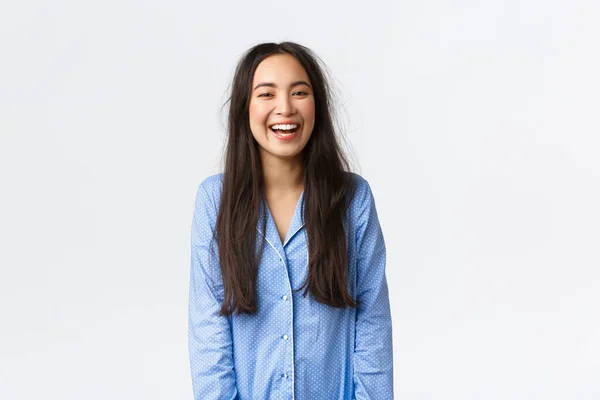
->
[278, 250, 294, 397]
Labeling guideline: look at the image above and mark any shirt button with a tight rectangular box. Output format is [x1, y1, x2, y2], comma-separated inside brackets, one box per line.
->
[282, 334, 289, 340]
[282, 373, 288, 379]
[282, 295, 288, 301]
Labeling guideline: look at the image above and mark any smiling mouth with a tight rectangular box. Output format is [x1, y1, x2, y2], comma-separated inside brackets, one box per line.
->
[269, 123, 299, 135]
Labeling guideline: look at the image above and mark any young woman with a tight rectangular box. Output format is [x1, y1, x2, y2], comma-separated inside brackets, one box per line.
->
[189, 42, 393, 400]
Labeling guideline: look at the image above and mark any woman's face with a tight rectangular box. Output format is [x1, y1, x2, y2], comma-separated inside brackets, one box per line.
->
[249, 53, 315, 163]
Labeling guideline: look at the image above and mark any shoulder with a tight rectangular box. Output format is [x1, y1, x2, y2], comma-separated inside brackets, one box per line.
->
[196, 173, 224, 202]
[344, 172, 379, 226]
[198, 173, 224, 195]
[345, 172, 375, 207]
[193, 173, 224, 221]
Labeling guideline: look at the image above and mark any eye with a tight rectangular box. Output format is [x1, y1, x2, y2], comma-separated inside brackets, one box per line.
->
[293, 91, 309, 96]
[258, 92, 273, 98]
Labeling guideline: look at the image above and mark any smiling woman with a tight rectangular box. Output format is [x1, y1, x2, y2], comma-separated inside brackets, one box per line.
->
[188, 42, 393, 400]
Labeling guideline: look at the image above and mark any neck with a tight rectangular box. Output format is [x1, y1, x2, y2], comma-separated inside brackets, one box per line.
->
[261, 153, 304, 194]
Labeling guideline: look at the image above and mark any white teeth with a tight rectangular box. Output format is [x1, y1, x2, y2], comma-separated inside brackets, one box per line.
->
[270, 123, 298, 130]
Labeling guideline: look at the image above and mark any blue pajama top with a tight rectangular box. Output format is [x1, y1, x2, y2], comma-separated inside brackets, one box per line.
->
[188, 173, 393, 399]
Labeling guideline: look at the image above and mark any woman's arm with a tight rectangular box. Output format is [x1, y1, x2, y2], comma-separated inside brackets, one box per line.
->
[188, 183, 238, 400]
[353, 179, 394, 399]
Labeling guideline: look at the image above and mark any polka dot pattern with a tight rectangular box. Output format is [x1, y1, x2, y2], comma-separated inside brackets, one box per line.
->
[188, 173, 393, 399]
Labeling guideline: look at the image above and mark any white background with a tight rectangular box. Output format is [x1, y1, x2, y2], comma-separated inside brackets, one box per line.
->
[1, 0, 599, 399]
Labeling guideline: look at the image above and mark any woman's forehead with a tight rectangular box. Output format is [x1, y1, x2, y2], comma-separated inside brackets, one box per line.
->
[252, 54, 311, 86]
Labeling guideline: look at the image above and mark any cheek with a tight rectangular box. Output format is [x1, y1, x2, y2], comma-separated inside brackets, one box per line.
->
[302, 99, 316, 122]
[249, 101, 269, 124]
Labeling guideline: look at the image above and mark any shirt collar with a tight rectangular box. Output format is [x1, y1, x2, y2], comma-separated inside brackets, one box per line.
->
[256, 190, 305, 249]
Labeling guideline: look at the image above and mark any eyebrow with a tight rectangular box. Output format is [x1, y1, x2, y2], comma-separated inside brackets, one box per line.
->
[253, 80, 312, 90]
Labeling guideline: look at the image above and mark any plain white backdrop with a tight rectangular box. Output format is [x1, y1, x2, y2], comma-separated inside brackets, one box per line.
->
[1, 0, 599, 399]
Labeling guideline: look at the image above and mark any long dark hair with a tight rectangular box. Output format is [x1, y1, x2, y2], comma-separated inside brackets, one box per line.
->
[216, 42, 357, 316]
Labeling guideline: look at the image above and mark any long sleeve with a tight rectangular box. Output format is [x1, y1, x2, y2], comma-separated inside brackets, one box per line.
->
[353, 180, 394, 399]
[188, 183, 238, 400]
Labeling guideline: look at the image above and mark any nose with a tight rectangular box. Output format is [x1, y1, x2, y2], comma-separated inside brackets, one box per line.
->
[275, 95, 295, 116]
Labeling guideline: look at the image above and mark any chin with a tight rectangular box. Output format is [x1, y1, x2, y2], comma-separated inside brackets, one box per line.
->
[275, 150, 302, 159]
[265, 147, 303, 160]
